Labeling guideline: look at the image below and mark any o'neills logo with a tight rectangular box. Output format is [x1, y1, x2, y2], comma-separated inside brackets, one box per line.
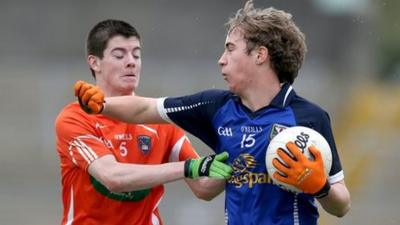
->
[228, 153, 272, 188]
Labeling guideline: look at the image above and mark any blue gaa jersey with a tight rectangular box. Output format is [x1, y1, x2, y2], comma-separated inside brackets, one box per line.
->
[156, 83, 344, 225]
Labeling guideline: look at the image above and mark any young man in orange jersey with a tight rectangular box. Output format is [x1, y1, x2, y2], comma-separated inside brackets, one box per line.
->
[55, 19, 232, 225]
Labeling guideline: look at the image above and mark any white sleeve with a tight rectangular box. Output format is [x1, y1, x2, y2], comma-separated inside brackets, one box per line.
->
[156, 97, 173, 123]
[329, 170, 344, 184]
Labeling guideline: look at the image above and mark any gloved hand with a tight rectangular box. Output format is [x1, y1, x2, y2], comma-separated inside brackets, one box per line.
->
[272, 142, 331, 198]
[184, 152, 232, 179]
[74, 80, 105, 114]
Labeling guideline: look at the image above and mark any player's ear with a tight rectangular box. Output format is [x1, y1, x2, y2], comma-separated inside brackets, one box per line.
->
[255, 46, 268, 65]
[87, 55, 101, 73]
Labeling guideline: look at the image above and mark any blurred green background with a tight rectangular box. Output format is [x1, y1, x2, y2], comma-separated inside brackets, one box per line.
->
[0, 0, 399, 224]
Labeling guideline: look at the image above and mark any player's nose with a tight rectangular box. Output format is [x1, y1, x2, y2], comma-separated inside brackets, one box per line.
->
[218, 52, 227, 66]
[126, 55, 137, 68]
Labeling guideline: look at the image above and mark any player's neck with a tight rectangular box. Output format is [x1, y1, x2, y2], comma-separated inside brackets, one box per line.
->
[240, 73, 281, 112]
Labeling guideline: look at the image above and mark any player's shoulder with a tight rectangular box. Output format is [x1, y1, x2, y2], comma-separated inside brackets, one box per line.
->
[56, 102, 85, 120]
[169, 89, 232, 102]
[291, 94, 329, 117]
[134, 124, 187, 142]
[55, 102, 90, 128]
[149, 123, 183, 133]
[198, 89, 233, 101]
[182, 89, 234, 108]
[163, 89, 234, 113]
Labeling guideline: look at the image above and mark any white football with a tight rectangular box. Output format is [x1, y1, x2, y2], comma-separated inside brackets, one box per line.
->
[265, 126, 332, 193]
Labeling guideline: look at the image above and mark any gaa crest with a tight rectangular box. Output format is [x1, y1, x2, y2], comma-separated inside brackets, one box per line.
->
[137, 135, 152, 155]
[269, 124, 288, 140]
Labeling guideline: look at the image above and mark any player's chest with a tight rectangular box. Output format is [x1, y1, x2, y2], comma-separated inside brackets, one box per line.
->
[93, 122, 163, 162]
[213, 108, 296, 157]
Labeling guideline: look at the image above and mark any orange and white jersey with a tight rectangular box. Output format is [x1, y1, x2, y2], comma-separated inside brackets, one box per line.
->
[55, 102, 198, 225]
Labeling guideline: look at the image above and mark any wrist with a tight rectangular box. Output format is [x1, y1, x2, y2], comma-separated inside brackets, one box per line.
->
[98, 100, 105, 114]
[313, 180, 331, 199]
[184, 159, 193, 178]
[100, 100, 106, 113]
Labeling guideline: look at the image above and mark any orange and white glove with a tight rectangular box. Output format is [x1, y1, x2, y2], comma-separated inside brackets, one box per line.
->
[272, 142, 331, 198]
[74, 80, 105, 114]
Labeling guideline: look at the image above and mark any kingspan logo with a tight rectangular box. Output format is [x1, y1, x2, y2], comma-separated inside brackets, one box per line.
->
[228, 153, 272, 188]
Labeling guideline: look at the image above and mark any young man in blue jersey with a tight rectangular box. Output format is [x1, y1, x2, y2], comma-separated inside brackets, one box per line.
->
[74, 1, 351, 224]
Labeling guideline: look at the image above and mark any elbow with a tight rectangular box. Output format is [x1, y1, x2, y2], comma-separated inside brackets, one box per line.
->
[193, 190, 217, 201]
[334, 209, 348, 218]
[334, 202, 351, 218]
[200, 196, 215, 202]
[326, 181, 351, 218]
[187, 178, 225, 201]
[336, 191, 352, 217]
[327, 198, 351, 218]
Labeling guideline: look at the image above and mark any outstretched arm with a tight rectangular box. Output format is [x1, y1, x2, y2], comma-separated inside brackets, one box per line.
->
[104, 95, 164, 124]
[89, 155, 185, 192]
[74, 80, 164, 124]
[89, 152, 232, 193]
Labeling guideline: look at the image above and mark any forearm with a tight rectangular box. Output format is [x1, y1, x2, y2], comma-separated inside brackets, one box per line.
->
[90, 158, 185, 193]
[89, 152, 232, 193]
[119, 162, 186, 191]
[103, 95, 164, 124]
[317, 181, 351, 217]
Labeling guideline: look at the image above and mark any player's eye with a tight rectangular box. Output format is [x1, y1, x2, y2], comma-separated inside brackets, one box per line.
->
[112, 49, 125, 59]
[132, 50, 141, 59]
[114, 54, 124, 59]
[132, 53, 141, 59]
[226, 44, 235, 52]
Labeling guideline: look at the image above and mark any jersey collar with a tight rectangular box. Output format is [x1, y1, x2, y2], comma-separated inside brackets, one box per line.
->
[269, 83, 296, 108]
[232, 83, 296, 119]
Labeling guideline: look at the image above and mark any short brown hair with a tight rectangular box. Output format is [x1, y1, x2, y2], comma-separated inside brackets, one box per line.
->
[226, 0, 307, 84]
[86, 19, 141, 78]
